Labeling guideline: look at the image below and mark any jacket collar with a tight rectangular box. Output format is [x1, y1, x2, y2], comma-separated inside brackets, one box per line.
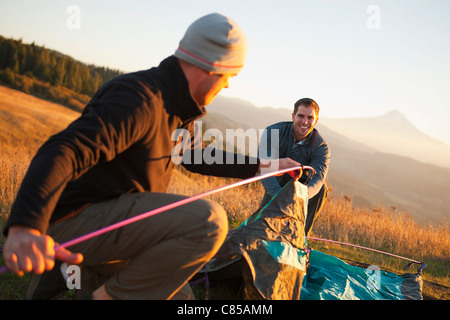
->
[156, 56, 207, 124]
[289, 122, 316, 146]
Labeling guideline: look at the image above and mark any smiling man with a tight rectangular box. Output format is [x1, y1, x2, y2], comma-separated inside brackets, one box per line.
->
[258, 98, 331, 236]
[292, 100, 319, 142]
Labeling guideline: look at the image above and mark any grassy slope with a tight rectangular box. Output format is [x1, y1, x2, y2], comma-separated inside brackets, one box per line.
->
[0, 85, 448, 300]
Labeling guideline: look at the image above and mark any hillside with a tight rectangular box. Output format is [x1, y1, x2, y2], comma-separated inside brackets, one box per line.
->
[0, 85, 79, 146]
[206, 96, 450, 225]
[0, 35, 123, 114]
[0, 35, 122, 97]
[0, 85, 80, 219]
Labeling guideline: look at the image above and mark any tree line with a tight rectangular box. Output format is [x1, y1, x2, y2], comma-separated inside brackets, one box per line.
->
[0, 35, 123, 111]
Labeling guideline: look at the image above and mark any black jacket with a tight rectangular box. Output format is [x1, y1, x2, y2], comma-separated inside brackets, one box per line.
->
[5, 56, 259, 235]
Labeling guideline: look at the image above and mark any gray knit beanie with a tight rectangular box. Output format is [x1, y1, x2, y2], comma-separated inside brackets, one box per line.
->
[174, 13, 247, 74]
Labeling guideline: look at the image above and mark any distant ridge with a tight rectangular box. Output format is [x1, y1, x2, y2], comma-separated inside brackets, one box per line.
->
[206, 95, 450, 224]
[208, 96, 450, 169]
[320, 110, 450, 169]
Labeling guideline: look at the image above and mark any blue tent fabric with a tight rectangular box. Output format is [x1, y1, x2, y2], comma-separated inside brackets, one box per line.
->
[301, 249, 423, 300]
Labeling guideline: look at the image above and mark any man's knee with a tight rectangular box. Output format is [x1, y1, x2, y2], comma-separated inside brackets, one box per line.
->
[195, 199, 228, 248]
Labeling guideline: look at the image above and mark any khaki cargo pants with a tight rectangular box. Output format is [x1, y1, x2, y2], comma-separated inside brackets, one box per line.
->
[27, 192, 228, 300]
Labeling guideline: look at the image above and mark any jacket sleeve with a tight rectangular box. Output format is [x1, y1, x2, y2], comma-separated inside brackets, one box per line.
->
[180, 121, 260, 179]
[4, 82, 152, 235]
[260, 177, 282, 197]
[306, 140, 331, 198]
[257, 125, 282, 196]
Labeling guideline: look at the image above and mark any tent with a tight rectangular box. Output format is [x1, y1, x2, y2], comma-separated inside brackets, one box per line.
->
[198, 179, 423, 300]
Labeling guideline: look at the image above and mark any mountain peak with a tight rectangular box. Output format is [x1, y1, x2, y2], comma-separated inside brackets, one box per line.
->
[376, 109, 414, 128]
[381, 109, 407, 120]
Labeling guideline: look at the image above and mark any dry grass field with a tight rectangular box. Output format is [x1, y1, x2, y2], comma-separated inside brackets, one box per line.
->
[0, 85, 448, 299]
[0, 86, 80, 217]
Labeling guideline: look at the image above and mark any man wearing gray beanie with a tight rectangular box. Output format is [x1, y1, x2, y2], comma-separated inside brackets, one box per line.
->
[175, 13, 247, 75]
[3, 13, 299, 300]
[174, 12, 248, 106]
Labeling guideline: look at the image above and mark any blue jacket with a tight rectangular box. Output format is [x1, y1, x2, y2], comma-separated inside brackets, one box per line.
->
[258, 121, 330, 198]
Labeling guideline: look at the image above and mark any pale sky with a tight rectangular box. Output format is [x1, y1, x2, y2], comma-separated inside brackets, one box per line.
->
[1, 0, 449, 145]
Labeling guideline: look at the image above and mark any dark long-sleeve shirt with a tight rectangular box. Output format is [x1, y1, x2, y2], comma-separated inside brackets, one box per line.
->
[5, 56, 259, 235]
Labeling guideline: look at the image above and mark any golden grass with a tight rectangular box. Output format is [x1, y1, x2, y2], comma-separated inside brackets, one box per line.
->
[170, 168, 450, 261]
[314, 194, 450, 261]
[0, 142, 33, 216]
[0, 85, 79, 146]
[0, 85, 79, 217]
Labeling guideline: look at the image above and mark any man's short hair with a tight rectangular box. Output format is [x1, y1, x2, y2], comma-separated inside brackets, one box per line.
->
[293, 98, 320, 117]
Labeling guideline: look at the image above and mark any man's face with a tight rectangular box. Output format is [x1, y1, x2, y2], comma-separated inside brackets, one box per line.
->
[292, 105, 318, 142]
[194, 72, 236, 106]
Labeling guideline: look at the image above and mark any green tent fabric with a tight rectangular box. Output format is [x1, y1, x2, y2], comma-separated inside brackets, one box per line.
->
[204, 179, 309, 300]
[200, 179, 423, 300]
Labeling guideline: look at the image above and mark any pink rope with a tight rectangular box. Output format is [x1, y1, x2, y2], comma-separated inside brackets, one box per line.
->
[57, 166, 308, 249]
[0, 165, 309, 274]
